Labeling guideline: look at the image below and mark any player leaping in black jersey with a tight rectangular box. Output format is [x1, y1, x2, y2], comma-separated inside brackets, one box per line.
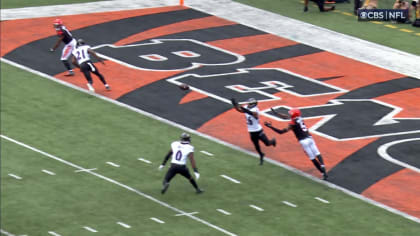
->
[49, 18, 77, 76]
[265, 107, 328, 180]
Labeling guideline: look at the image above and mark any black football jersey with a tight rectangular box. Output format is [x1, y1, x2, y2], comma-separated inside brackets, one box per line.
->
[290, 117, 311, 141]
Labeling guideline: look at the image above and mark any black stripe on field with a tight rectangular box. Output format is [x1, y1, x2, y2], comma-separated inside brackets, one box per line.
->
[338, 77, 420, 99]
[327, 133, 420, 193]
[3, 8, 211, 76]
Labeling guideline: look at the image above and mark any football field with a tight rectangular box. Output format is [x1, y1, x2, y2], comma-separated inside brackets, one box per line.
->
[1, 0, 420, 235]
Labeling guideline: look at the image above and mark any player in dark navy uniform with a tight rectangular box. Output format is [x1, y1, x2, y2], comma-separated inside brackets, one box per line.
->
[49, 18, 77, 76]
[265, 108, 328, 180]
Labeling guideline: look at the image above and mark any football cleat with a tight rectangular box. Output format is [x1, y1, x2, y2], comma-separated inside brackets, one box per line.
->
[86, 83, 95, 92]
[196, 188, 204, 194]
[161, 182, 169, 194]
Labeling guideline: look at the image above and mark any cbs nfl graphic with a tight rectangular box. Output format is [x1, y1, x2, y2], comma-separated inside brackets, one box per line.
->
[358, 9, 409, 21]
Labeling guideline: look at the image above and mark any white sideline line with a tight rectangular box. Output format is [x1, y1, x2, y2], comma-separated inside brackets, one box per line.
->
[282, 201, 297, 208]
[8, 174, 22, 180]
[48, 231, 61, 236]
[106, 161, 120, 167]
[0, 135, 237, 236]
[315, 197, 330, 204]
[150, 217, 165, 224]
[220, 175, 241, 184]
[0, 229, 15, 236]
[175, 212, 199, 216]
[200, 150, 214, 156]
[217, 209, 232, 215]
[138, 158, 152, 164]
[42, 169, 56, 175]
[75, 168, 97, 173]
[117, 222, 131, 229]
[249, 204, 264, 212]
[83, 226, 97, 233]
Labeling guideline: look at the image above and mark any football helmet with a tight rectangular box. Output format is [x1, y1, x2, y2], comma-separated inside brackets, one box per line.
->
[247, 98, 258, 108]
[288, 108, 301, 119]
[180, 132, 191, 143]
[53, 18, 63, 26]
[77, 38, 85, 46]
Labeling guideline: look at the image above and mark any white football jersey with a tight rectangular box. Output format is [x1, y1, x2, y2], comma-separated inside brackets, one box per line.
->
[170, 141, 194, 165]
[72, 45, 91, 65]
[245, 106, 262, 132]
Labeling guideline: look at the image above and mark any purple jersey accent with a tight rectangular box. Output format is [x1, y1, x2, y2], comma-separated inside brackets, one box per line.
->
[289, 117, 311, 141]
[57, 26, 73, 44]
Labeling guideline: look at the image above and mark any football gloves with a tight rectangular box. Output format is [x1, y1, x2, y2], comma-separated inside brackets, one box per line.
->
[230, 98, 238, 107]
[158, 165, 165, 171]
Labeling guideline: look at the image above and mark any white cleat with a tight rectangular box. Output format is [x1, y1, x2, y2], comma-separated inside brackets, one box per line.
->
[87, 83, 95, 92]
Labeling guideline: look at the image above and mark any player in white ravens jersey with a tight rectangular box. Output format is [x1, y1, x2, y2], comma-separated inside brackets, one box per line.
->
[71, 39, 110, 92]
[231, 98, 276, 165]
[159, 133, 203, 194]
[49, 18, 77, 76]
[265, 108, 328, 180]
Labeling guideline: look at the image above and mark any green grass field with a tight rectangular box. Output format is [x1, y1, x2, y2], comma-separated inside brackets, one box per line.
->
[1, 0, 420, 235]
[235, 0, 420, 56]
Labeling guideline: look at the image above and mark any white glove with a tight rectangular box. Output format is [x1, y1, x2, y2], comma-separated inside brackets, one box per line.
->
[194, 172, 200, 180]
[158, 165, 164, 171]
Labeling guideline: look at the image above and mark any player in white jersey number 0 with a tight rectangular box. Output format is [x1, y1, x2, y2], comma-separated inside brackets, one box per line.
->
[159, 133, 203, 194]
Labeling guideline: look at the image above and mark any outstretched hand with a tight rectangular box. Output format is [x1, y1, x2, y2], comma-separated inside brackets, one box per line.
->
[264, 121, 272, 128]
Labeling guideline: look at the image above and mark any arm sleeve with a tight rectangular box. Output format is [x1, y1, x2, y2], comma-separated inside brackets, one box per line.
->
[162, 151, 172, 165]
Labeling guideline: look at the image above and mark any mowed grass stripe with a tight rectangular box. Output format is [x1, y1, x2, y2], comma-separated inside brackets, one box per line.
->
[2, 62, 420, 236]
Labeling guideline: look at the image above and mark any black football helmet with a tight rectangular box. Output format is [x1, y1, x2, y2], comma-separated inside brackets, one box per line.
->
[247, 98, 258, 108]
[180, 132, 191, 143]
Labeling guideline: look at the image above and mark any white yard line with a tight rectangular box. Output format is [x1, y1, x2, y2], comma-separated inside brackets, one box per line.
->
[315, 197, 330, 204]
[220, 175, 241, 184]
[217, 209, 232, 215]
[8, 174, 22, 180]
[106, 161, 120, 167]
[75, 168, 97, 173]
[0, 135, 238, 236]
[117, 222, 131, 229]
[200, 150, 214, 156]
[175, 212, 199, 216]
[150, 217, 165, 224]
[282, 201, 297, 208]
[249, 205, 264, 212]
[42, 169, 56, 175]
[83, 226, 98, 233]
[0, 229, 15, 236]
[48, 231, 61, 236]
[138, 158, 152, 164]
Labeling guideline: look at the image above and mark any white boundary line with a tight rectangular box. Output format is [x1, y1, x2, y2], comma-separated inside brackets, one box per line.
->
[150, 217, 165, 224]
[0, 135, 238, 236]
[2, 56, 419, 224]
[175, 211, 199, 216]
[220, 175, 241, 184]
[75, 168, 97, 173]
